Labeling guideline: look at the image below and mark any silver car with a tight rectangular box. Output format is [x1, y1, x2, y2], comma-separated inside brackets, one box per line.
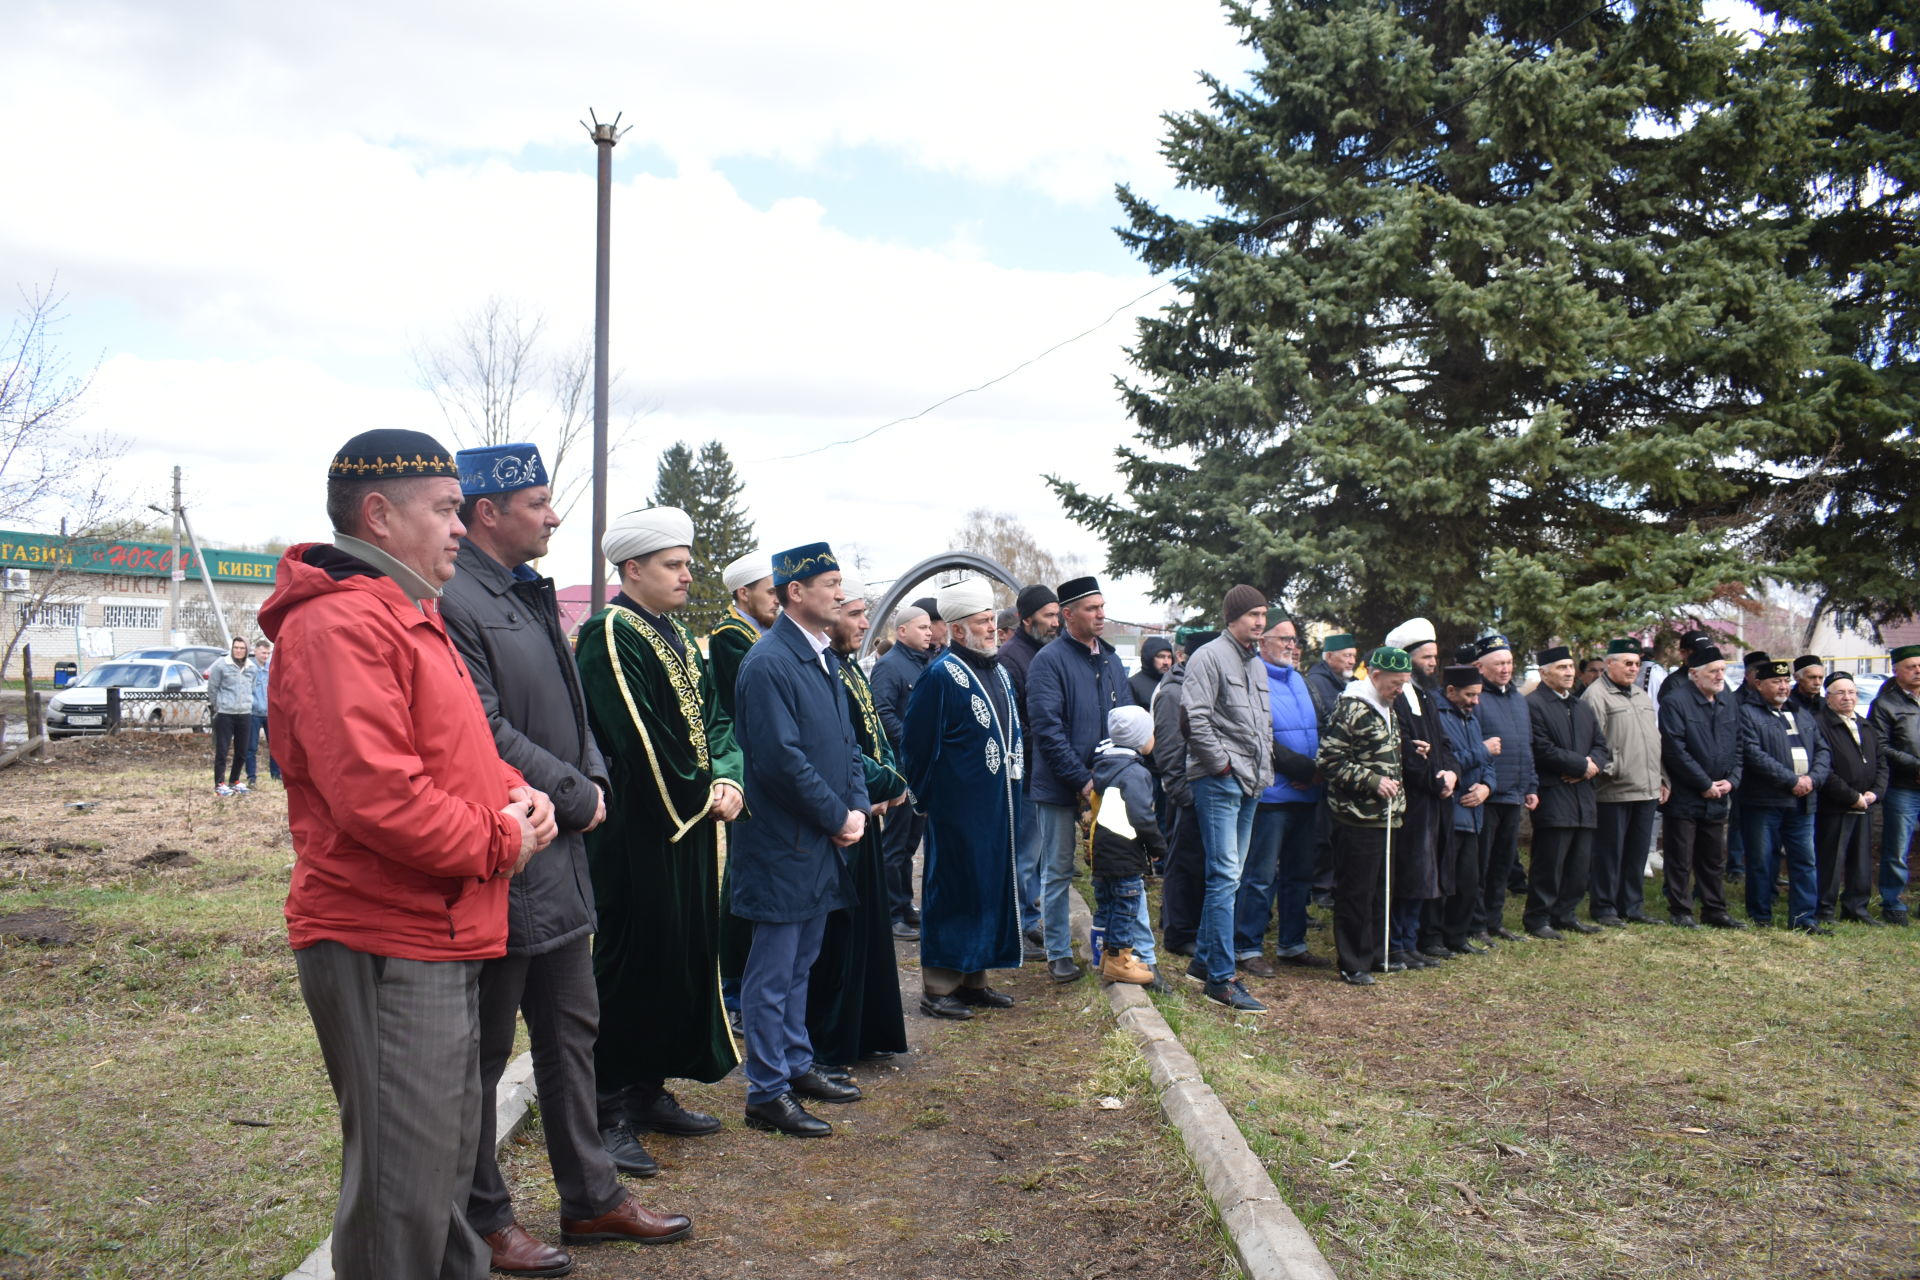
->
[45, 659, 209, 738]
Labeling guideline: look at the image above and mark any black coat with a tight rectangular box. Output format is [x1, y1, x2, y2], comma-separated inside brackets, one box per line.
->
[1737, 697, 1832, 812]
[1659, 679, 1743, 821]
[1816, 707, 1888, 810]
[440, 540, 608, 956]
[1528, 685, 1611, 829]
[1392, 683, 1458, 896]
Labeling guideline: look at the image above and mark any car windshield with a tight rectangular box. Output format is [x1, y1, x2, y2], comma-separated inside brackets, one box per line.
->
[75, 664, 165, 689]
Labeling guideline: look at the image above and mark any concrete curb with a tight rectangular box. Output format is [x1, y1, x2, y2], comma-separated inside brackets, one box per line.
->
[1067, 890, 1338, 1280]
[283, 1051, 537, 1280]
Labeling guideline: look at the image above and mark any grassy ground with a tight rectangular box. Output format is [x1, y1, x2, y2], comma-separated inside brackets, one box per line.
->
[1153, 896, 1920, 1279]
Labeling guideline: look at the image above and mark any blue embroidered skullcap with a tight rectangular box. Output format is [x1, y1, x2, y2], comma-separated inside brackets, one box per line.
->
[772, 542, 839, 587]
[455, 443, 549, 497]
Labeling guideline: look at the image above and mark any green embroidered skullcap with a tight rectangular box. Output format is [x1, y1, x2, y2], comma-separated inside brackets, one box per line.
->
[1606, 637, 1640, 656]
[1370, 646, 1412, 673]
[1322, 632, 1358, 652]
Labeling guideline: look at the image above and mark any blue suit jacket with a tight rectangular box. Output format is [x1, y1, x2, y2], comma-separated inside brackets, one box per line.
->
[729, 614, 868, 922]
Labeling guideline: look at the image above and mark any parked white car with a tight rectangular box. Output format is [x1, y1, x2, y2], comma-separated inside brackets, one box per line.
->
[46, 660, 209, 738]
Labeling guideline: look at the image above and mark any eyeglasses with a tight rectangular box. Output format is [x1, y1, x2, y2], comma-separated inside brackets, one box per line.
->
[1268, 634, 1301, 646]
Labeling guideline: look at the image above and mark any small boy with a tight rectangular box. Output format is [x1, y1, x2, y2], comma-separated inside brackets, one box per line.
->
[1089, 705, 1171, 990]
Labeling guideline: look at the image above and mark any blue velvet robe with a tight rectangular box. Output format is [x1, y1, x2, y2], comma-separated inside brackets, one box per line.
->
[900, 645, 1024, 973]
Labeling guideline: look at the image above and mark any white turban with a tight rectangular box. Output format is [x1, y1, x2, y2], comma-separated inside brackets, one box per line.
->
[937, 577, 993, 622]
[1384, 617, 1437, 652]
[837, 573, 868, 604]
[604, 507, 693, 566]
[722, 550, 769, 594]
[892, 604, 928, 630]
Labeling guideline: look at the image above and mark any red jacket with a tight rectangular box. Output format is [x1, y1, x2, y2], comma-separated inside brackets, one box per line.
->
[260, 543, 525, 960]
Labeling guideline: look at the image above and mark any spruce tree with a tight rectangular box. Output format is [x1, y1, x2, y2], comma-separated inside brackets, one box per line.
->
[650, 439, 756, 632]
[1051, 0, 1832, 648]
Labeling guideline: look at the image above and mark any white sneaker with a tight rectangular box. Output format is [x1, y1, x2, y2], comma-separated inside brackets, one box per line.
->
[234, 782, 251, 794]
[215, 784, 233, 797]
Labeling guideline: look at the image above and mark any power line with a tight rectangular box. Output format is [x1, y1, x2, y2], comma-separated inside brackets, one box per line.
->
[754, 0, 1619, 464]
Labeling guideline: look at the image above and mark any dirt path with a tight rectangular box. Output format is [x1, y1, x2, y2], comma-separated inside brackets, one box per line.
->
[499, 941, 1234, 1280]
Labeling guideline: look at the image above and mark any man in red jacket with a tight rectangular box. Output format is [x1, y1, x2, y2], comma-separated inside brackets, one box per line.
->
[260, 429, 561, 1280]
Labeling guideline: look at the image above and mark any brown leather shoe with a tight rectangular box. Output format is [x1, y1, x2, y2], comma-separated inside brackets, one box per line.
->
[482, 1222, 573, 1277]
[560, 1192, 693, 1246]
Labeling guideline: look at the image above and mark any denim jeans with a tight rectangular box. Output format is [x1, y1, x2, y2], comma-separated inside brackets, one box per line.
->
[1093, 875, 1156, 965]
[1191, 773, 1259, 984]
[1740, 806, 1817, 927]
[1234, 802, 1317, 959]
[1014, 787, 1042, 934]
[1034, 802, 1082, 960]
[1880, 787, 1920, 913]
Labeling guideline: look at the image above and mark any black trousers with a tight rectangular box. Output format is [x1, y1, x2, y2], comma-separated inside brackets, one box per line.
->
[1311, 799, 1336, 900]
[879, 808, 925, 923]
[212, 711, 249, 785]
[1422, 828, 1484, 951]
[1331, 821, 1387, 976]
[1475, 802, 1526, 935]
[1815, 809, 1873, 920]
[1663, 815, 1728, 920]
[1159, 801, 1205, 954]
[1591, 799, 1657, 920]
[1525, 825, 1593, 931]
[468, 936, 623, 1235]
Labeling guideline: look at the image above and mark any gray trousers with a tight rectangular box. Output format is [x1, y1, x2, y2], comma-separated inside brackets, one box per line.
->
[295, 941, 488, 1280]
[468, 936, 624, 1235]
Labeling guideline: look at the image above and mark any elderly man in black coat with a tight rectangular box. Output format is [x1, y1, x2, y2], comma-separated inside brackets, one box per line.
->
[442, 444, 692, 1275]
[730, 542, 869, 1138]
[1524, 645, 1612, 940]
[1814, 671, 1887, 924]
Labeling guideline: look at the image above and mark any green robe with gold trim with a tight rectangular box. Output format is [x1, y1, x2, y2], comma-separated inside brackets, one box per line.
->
[805, 655, 911, 1065]
[708, 603, 764, 992]
[578, 594, 743, 1087]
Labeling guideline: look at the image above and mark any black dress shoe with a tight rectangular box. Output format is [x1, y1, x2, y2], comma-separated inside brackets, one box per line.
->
[1388, 950, 1428, 970]
[791, 1068, 863, 1103]
[1838, 912, 1882, 926]
[629, 1089, 722, 1136]
[1021, 942, 1048, 962]
[743, 1093, 832, 1137]
[1277, 951, 1334, 969]
[891, 920, 920, 940]
[918, 993, 975, 1020]
[1451, 940, 1490, 956]
[1702, 914, 1748, 930]
[1559, 920, 1602, 935]
[903, 906, 921, 926]
[1340, 970, 1375, 986]
[1144, 973, 1174, 994]
[1796, 921, 1834, 936]
[1468, 932, 1496, 948]
[810, 1062, 853, 1083]
[1669, 912, 1700, 929]
[1595, 914, 1626, 928]
[1048, 957, 1085, 984]
[1493, 926, 1526, 942]
[1621, 913, 1663, 925]
[1023, 924, 1045, 948]
[597, 1123, 659, 1177]
[1418, 944, 1453, 960]
[1528, 926, 1565, 941]
[953, 985, 1015, 1008]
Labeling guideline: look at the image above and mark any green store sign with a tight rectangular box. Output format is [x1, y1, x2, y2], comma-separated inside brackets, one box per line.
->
[0, 529, 278, 584]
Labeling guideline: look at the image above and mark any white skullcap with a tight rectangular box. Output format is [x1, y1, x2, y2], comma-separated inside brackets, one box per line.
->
[1107, 704, 1153, 751]
[1383, 617, 1437, 652]
[604, 507, 693, 566]
[722, 550, 770, 594]
[937, 577, 994, 622]
[892, 604, 928, 630]
[837, 573, 867, 603]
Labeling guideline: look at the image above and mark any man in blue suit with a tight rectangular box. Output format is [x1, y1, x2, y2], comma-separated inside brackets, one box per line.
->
[730, 542, 870, 1137]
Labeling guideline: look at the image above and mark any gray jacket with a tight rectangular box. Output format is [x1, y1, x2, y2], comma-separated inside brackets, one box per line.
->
[206, 656, 256, 716]
[440, 539, 608, 956]
[1870, 681, 1920, 791]
[1182, 634, 1274, 797]
[1583, 674, 1666, 803]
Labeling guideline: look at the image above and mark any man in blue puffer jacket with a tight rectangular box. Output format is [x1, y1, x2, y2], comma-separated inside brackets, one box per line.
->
[1233, 617, 1334, 974]
[1470, 634, 1538, 942]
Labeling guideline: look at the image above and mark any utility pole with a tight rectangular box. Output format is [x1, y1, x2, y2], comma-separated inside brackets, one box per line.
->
[583, 109, 629, 614]
[167, 466, 183, 642]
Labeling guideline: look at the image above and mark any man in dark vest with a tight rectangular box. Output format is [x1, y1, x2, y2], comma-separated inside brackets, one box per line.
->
[443, 445, 691, 1273]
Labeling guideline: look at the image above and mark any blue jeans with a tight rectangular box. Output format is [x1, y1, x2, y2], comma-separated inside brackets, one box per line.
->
[1191, 773, 1259, 984]
[1234, 803, 1317, 959]
[1092, 875, 1156, 965]
[244, 713, 279, 782]
[1880, 787, 1919, 913]
[1014, 787, 1042, 935]
[1034, 802, 1081, 960]
[1389, 900, 1424, 956]
[1740, 807, 1817, 927]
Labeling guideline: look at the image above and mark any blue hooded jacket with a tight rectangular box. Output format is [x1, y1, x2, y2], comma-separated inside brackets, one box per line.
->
[1260, 659, 1323, 805]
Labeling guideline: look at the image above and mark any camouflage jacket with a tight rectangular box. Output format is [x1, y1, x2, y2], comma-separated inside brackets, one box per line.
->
[1320, 686, 1404, 829]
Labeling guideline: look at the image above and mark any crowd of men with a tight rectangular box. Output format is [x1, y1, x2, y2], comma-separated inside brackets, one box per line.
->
[261, 428, 1920, 1280]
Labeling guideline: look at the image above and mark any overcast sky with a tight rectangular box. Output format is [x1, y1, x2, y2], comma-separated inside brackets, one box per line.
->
[4, 0, 1265, 623]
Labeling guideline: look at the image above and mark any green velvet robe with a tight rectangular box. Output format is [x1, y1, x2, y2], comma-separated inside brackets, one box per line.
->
[708, 605, 762, 992]
[805, 656, 911, 1065]
[577, 596, 743, 1088]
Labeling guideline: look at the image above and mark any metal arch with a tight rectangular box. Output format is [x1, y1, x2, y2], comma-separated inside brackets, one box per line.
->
[860, 552, 1022, 660]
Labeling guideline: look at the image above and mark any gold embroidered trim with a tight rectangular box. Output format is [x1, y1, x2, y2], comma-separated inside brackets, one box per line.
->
[840, 661, 909, 793]
[327, 452, 459, 476]
[602, 605, 713, 844]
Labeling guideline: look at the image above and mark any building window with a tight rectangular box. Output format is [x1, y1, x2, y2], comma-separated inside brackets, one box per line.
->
[102, 604, 164, 630]
[19, 601, 85, 629]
